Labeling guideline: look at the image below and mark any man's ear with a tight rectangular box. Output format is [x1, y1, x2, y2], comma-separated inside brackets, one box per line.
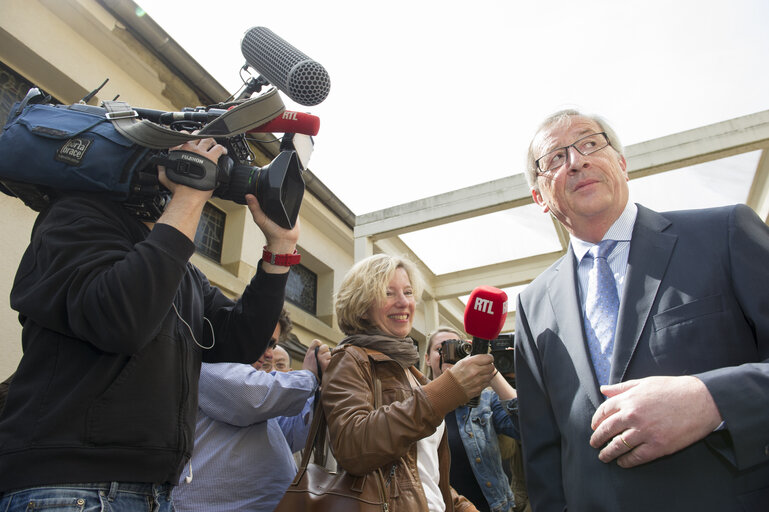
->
[619, 154, 629, 181]
[531, 188, 550, 213]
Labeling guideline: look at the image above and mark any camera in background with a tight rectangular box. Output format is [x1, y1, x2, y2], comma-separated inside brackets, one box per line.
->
[439, 334, 516, 387]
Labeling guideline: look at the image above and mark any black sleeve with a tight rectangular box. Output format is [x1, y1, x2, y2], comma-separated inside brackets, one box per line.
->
[0, 372, 14, 417]
[11, 197, 195, 354]
[197, 261, 289, 364]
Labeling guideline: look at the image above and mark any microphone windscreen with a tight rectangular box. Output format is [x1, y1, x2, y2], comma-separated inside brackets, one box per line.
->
[241, 26, 330, 107]
[463, 286, 508, 341]
[248, 111, 320, 136]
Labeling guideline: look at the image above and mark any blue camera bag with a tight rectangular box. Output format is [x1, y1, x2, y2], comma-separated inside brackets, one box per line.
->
[0, 102, 151, 203]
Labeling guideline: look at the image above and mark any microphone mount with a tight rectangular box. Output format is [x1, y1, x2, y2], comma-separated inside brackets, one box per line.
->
[237, 69, 271, 101]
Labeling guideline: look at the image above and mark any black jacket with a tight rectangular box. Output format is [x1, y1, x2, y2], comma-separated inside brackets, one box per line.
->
[0, 195, 287, 491]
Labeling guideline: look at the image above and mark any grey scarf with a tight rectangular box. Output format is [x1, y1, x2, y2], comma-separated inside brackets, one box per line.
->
[340, 332, 420, 369]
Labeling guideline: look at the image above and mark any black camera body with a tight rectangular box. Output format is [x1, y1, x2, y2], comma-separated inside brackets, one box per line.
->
[490, 334, 515, 375]
[439, 334, 516, 380]
[157, 133, 304, 229]
[440, 339, 473, 365]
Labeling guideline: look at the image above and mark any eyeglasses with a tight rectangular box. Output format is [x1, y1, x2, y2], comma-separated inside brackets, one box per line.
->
[535, 132, 611, 175]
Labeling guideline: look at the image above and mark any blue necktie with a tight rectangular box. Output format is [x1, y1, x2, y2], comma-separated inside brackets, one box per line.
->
[584, 240, 619, 386]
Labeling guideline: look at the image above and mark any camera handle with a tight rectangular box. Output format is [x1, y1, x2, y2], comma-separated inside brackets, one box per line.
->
[158, 151, 226, 191]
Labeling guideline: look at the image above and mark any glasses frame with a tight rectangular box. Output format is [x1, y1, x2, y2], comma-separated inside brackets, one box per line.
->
[535, 132, 611, 176]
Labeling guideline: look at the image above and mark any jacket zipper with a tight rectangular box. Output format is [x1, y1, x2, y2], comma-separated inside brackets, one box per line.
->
[375, 468, 390, 512]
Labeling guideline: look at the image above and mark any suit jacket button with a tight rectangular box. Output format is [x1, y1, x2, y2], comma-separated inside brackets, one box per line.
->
[764, 445, 769, 457]
[475, 457, 481, 463]
[486, 482, 492, 488]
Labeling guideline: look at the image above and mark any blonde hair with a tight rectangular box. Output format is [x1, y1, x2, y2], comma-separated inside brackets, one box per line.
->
[335, 254, 424, 335]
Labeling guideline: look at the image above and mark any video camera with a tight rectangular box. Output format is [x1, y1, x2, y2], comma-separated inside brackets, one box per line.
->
[439, 334, 516, 383]
[0, 25, 331, 226]
[0, 85, 306, 227]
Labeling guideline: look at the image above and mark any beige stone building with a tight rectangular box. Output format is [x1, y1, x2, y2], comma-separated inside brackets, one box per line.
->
[0, 0, 357, 377]
[2, 0, 769, 382]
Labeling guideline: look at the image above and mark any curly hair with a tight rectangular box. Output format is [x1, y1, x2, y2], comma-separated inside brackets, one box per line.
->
[335, 254, 424, 336]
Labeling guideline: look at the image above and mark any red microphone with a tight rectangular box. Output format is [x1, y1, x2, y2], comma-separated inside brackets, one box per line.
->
[463, 286, 508, 407]
[247, 110, 320, 136]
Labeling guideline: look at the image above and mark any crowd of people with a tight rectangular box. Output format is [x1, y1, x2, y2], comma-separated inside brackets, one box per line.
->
[0, 108, 767, 511]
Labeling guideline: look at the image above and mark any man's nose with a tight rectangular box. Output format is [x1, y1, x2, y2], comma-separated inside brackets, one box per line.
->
[566, 145, 589, 172]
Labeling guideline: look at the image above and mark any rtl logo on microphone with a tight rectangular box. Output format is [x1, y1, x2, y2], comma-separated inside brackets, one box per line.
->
[472, 296, 508, 316]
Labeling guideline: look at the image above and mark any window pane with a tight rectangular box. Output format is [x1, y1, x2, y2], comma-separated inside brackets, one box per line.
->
[286, 263, 317, 315]
[1, 63, 33, 122]
[194, 203, 225, 262]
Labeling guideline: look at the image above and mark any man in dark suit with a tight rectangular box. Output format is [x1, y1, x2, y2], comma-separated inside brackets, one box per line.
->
[514, 109, 769, 511]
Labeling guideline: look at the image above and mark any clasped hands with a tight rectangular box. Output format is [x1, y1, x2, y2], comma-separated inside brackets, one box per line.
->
[589, 375, 722, 468]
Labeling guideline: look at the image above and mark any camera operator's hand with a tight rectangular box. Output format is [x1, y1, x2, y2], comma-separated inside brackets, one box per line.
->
[156, 137, 228, 241]
[446, 353, 495, 398]
[245, 194, 300, 275]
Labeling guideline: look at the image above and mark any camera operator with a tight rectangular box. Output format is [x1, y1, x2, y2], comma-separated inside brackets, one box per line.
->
[0, 136, 299, 511]
[425, 327, 520, 512]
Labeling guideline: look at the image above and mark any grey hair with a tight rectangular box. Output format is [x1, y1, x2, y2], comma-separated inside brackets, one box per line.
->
[525, 109, 624, 192]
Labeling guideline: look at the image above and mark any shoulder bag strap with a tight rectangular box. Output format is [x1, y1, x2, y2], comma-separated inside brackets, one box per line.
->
[102, 87, 285, 149]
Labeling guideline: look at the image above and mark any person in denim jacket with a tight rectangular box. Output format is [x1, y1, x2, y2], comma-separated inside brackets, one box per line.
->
[426, 327, 520, 512]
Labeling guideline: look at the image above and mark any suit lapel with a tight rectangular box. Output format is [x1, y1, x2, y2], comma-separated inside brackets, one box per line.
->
[548, 246, 603, 409]
[610, 205, 677, 383]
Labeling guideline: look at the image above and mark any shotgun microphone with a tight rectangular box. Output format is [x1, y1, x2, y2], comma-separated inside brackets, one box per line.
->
[241, 26, 331, 106]
[463, 286, 508, 407]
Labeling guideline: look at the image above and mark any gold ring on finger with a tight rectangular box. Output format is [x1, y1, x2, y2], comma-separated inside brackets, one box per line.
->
[620, 434, 633, 450]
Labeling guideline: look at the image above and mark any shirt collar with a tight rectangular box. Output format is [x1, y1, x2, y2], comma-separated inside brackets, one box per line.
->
[571, 201, 638, 263]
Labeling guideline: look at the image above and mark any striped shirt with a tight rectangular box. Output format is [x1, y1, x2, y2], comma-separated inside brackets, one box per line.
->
[571, 201, 638, 313]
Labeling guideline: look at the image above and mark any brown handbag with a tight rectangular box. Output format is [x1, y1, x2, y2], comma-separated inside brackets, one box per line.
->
[274, 360, 390, 511]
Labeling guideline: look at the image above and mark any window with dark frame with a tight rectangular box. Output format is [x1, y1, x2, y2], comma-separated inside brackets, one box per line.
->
[0, 62, 57, 126]
[286, 263, 317, 315]
[194, 202, 225, 262]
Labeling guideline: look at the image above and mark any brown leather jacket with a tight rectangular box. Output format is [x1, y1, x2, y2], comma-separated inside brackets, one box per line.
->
[321, 343, 478, 512]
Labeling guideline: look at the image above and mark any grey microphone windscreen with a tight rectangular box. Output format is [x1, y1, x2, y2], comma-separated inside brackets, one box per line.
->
[241, 26, 330, 107]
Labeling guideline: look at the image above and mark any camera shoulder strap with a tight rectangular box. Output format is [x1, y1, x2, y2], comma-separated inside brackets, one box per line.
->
[102, 87, 285, 149]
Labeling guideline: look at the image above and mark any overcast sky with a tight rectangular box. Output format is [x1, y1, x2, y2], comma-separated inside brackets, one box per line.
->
[134, 0, 769, 278]
[135, 0, 769, 212]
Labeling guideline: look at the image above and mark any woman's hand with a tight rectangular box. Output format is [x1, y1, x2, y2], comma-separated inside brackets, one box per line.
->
[447, 353, 495, 397]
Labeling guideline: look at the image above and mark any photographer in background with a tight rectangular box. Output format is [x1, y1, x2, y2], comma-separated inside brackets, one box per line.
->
[0, 136, 299, 511]
[425, 327, 520, 512]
